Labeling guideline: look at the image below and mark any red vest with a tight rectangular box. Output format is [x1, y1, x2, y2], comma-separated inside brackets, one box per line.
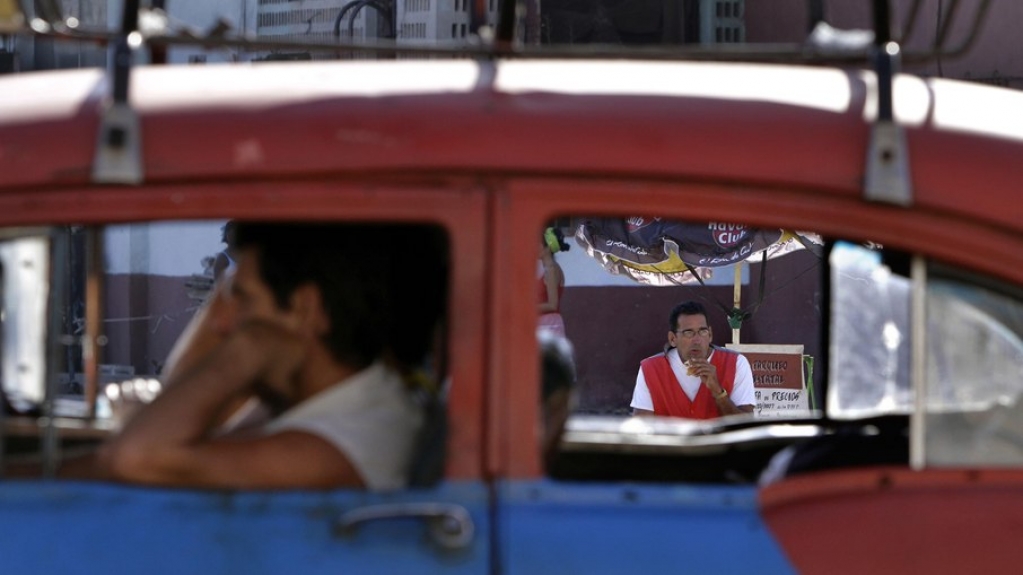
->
[640, 348, 739, 419]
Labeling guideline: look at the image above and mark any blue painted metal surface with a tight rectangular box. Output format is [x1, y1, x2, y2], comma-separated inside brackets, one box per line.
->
[498, 480, 795, 575]
[0, 480, 489, 575]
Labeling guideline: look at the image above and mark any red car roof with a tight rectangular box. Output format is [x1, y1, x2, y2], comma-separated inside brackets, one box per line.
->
[1, 59, 1021, 234]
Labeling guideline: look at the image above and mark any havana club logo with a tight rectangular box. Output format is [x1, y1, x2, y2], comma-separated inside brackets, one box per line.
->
[707, 223, 749, 248]
[626, 216, 659, 233]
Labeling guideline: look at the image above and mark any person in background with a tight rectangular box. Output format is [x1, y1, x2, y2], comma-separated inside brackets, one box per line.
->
[631, 301, 755, 419]
[211, 220, 238, 283]
[94, 222, 447, 491]
[538, 330, 576, 473]
[538, 227, 570, 337]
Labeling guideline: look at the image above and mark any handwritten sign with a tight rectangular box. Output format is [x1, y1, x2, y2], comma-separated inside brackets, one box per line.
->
[726, 344, 810, 419]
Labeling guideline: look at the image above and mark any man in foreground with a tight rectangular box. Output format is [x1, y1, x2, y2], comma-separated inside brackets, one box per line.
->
[631, 301, 755, 419]
[97, 222, 446, 491]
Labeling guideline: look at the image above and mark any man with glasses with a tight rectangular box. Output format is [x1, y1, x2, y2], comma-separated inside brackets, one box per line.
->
[631, 301, 755, 418]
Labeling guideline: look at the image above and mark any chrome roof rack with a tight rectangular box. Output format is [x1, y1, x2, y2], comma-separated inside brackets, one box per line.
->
[6, 0, 993, 204]
[4, 0, 991, 66]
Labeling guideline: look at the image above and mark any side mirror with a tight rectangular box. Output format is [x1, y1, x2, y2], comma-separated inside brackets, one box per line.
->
[0, 233, 51, 414]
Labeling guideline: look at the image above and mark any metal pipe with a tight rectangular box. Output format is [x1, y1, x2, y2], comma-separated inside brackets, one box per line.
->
[150, 0, 167, 64]
[909, 255, 927, 470]
[732, 264, 742, 345]
[874, 40, 895, 122]
[83, 227, 103, 419]
[111, 0, 140, 103]
[872, 0, 891, 46]
[0, 252, 4, 478]
[42, 228, 71, 478]
[25, 10, 992, 65]
[495, 0, 517, 49]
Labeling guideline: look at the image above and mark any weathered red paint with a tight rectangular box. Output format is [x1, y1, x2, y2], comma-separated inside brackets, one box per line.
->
[760, 467, 1023, 573]
[4, 59, 1023, 523]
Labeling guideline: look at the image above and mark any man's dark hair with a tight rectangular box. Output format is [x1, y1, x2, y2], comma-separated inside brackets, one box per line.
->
[220, 220, 237, 245]
[539, 331, 575, 401]
[668, 300, 709, 331]
[233, 222, 448, 370]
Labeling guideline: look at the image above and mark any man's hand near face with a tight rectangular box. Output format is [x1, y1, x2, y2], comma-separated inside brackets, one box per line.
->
[160, 286, 230, 387]
[157, 288, 292, 429]
[685, 353, 754, 416]
[684, 356, 721, 393]
[160, 279, 314, 426]
[228, 320, 309, 412]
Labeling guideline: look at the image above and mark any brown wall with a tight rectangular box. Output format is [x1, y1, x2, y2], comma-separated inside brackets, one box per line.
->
[101, 254, 824, 405]
[103, 274, 202, 377]
[562, 250, 823, 413]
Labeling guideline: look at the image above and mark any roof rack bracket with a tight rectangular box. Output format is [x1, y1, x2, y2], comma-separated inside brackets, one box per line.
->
[864, 40, 912, 206]
[92, 98, 143, 184]
[92, 0, 143, 185]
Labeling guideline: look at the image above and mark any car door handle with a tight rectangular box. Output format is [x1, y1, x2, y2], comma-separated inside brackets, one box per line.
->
[333, 502, 475, 551]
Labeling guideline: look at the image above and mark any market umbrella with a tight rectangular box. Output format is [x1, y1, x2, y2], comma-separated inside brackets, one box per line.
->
[574, 216, 822, 342]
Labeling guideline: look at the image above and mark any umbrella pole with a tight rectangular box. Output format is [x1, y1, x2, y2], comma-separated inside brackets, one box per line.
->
[732, 263, 742, 344]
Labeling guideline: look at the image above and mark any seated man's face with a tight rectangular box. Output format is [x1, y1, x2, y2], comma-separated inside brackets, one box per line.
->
[216, 247, 319, 407]
[222, 247, 297, 333]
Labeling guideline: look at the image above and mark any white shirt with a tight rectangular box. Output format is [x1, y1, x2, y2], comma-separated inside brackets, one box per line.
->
[630, 348, 757, 412]
[264, 361, 424, 491]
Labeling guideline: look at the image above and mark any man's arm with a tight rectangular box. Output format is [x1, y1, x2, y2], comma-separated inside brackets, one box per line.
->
[100, 430, 364, 489]
[162, 284, 231, 384]
[97, 323, 364, 489]
[631, 368, 655, 416]
[160, 287, 265, 429]
[713, 394, 755, 415]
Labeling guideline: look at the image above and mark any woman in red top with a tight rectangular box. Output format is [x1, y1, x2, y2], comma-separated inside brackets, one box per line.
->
[538, 227, 569, 337]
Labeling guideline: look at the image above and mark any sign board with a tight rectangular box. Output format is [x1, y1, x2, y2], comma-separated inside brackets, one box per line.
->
[726, 344, 810, 419]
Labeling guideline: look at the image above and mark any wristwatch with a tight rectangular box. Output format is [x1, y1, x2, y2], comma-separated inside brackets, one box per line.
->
[715, 388, 728, 399]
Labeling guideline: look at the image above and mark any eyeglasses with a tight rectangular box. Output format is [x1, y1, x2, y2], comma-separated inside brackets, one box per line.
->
[675, 327, 711, 339]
